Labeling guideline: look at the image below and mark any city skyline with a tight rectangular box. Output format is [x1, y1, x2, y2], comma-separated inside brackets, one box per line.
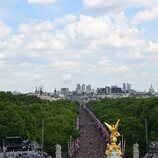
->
[0, 0, 158, 92]
[22, 82, 157, 93]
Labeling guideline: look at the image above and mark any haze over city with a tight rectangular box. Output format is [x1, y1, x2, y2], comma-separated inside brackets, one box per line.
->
[0, 0, 158, 92]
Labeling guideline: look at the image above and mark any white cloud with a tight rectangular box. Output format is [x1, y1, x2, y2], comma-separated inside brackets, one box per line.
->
[85, 57, 130, 74]
[0, 12, 142, 62]
[27, 0, 58, 4]
[0, 12, 142, 56]
[51, 60, 79, 70]
[114, 40, 158, 64]
[0, 20, 11, 37]
[61, 13, 143, 49]
[19, 14, 77, 34]
[15, 71, 41, 80]
[62, 74, 72, 83]
[0, 13, 144, 69]
[0, 59, 4, 67]
[1, 0, 158, 92]
[144, 41, 158, 62]
[19, 21, 53, 34]
[133, 7, 158, 22]
[83, 0, 158, 13]
[116, 51, 145, 61]
[98, 58, 109, 66]
[0, 12, 157, 91]
[98, 63, 130, 74]
[147, 41, 158, 53]
[83, 0, 125, 11]
[0, 13, 145, 61]
[0, 52, 6, 60]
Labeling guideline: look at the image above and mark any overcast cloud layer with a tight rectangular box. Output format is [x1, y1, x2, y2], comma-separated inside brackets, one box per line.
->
[0, 0, 158, 92]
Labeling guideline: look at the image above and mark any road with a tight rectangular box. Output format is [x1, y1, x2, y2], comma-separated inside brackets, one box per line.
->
[76, 107, 106, 158]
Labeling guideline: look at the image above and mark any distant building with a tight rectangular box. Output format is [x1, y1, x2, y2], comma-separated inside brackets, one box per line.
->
[75, 83, 82, 94]
[82, 84, 86, 92]
[12, 91, 21, 95]
[127, 83, 131, 92]
[97, 88, 106, 94]
[111, 85, 118, 88]
[105, 86, 111, 94]
[76, 84, 81, 91]
[86, 84, 91, 92]
[39, 86, 43, 95]
[111, 87, 123, 94]
[35, 86, 43, 95]
[122, 83, 126, 92]
[122, 83, 131, 93]
[97, 86, 110, 94]
[149, 84, 155, 94]
[61, 88, 69, 95]
[54, 88, 57, 95]
[35, 86, 38, 94]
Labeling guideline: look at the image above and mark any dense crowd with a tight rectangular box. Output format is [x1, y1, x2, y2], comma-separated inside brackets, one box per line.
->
[1, 151, 51, 158]
[75, 107, 106, 158]
[144, 141, 158, 158]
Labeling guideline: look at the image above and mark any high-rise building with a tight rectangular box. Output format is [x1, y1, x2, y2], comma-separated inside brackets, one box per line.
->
[61, 88, 69, 95]
[76, 84, 81, 93]
[122, 83, 126, 92]
[105, 86, 111, 94]
[82, 84, 85, 92]
[127, 83, 131, 92]
[86, 84, 91, 92]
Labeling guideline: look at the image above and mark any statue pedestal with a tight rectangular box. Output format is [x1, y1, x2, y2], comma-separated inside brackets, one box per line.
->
[106, 143, 122, 158]
[108, 149, 121, 158]
[55, 144, 61, 158]
[133, 143, 139, 158]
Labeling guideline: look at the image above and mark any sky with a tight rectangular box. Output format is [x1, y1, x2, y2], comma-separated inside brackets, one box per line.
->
[0, 0, 158, 92]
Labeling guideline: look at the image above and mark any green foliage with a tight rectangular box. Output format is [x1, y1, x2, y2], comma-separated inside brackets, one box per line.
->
[16, 94, 46, 104]
[87, 97, 158, 157]
[0, 92, 79, 156]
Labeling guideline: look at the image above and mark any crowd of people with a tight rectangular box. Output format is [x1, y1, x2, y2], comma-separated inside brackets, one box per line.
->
[144, 141, 158, 158]
[1, 151, 51, 158]
[75, 107, 106, 158]
[0, 138, 51, 158]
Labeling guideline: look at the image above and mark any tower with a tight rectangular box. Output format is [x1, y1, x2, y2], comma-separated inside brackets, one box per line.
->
[82, 84, 85, 92]
[127, 83, 131, 92]
[76, 84, 81, 93]
[149, 84, 155, 94]
[39, 86, 43, 95]
[35, 86, 38, 93]
[86, 84, 91, 92]
[122, 83, 126, 92]
[54, 88, 57, 95]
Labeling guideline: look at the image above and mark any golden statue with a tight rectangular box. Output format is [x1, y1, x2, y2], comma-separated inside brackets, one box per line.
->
[104, 119, 122, 158]
[104, 119, 120, 144]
